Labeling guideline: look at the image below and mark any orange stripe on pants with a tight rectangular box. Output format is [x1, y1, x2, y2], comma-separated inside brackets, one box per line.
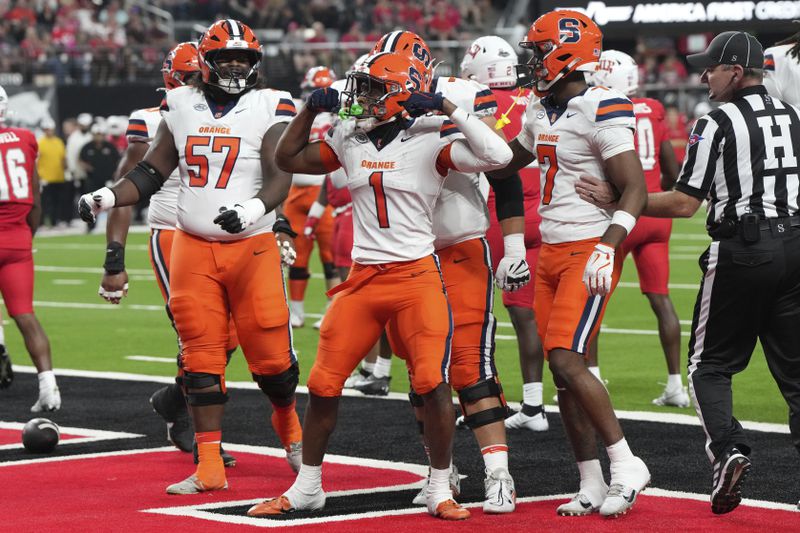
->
[169, 230, 294, 376]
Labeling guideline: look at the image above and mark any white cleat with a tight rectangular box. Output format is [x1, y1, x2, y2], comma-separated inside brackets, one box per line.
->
[290, 314, 304, 329]
[505, 404, 548, 431]
[483, 468, 516, 514]
[312, 316, 324, 329]
[31, 386, 61, 413]
[285, 441, 302, 473]
[412, 464, 461, 505]
[557, 490, 606, 516]
[600, 456, 650, 517]
[166, 474, 228, 495]
[344, 367, 371, 388]
[652, 386, 691, 408]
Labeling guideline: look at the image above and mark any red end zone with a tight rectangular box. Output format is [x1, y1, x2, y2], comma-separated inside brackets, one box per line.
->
[2, 443, 797, 532]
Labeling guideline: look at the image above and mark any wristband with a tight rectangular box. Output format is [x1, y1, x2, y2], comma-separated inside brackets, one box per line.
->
[611, 210, 637, 235]
[273, 214, 297, 238]
[104, 241, 125, 274]
[307, 201, 326, 219]
[503, 233, 525, 259]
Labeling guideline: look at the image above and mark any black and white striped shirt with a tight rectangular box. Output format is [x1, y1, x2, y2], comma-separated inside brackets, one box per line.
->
[676, 85, 800, 226]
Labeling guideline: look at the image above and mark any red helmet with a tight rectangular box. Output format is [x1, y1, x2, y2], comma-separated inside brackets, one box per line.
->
[343, 52, 425, 122]
[198, 19, 262, 94]
[161, 42, 200, 90]
[301, 66, 337, 91]
[519, 10, 602, 96]
[372, 31, 434, 90]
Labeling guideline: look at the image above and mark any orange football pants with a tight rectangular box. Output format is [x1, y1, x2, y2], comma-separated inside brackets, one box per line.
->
[394, 238, 496, 391]
[534, 237, 623, 356]
[148, 228, 238, 352]
[308, 255, 453, 397]
[168, 230, 295, 377]
[283, 184, 334, 269]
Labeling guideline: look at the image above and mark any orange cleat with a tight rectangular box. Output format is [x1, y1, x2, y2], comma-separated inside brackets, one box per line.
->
[247, 496, 295, 517]
[432, 499, 471, 520]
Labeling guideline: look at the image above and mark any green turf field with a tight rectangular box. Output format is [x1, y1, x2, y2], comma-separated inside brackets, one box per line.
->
[3, 213, 789, 425]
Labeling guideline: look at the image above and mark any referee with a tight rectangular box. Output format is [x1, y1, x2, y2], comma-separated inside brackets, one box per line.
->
[578, 31, 800, 514]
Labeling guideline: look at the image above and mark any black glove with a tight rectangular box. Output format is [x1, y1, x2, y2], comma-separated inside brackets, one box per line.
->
[213, 206, 247, 233]
[401, 91, 445, 117]
[307, 87, 340, 113]
[272, 214, 297, 238]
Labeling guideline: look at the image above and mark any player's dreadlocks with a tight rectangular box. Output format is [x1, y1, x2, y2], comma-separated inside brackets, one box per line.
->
[775, 22, 800, 62]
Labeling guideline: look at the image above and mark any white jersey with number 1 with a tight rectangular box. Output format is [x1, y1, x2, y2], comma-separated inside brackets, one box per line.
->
[161, 85, 296, 241]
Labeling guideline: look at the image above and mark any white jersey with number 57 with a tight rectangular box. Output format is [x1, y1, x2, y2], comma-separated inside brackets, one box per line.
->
[517, 86, 636, 244]
[324, 116, 461, 264]
[161, 85, 296, 241]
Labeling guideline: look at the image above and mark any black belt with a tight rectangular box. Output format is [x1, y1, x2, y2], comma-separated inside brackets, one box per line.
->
[708, 215, 800, 240]
[757, 215, 800, 230]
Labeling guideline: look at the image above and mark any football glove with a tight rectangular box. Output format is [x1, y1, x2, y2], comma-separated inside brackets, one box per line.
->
[401, 91, 445, 117]
[582, 243, 615, 296]
[278, 236, 297, 266]
[304, 201, 326, 240]
[78, 187, 116, 223]
[307, 87, 340, 113]
[213, 198, 266, 234]
[495, 234, 531, 292]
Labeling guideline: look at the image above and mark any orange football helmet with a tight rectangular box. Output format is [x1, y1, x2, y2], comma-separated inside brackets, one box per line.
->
[519, 10, 602, 96]
[372, 31, 434, 90]
[342, 52, 424, 122]
[161, 42, 200, 90]
[198, 19, 262, 94]
[301, 66, 337, 92]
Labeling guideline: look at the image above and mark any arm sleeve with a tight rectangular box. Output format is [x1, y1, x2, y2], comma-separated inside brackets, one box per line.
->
[674, 116, 722, 200]
[487, 173, 524, 220]
[594, 126, 635, 160]
[443, 108, 513, 173]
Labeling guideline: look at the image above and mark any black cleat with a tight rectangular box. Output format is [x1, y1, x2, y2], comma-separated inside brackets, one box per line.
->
[193, 441, 237, 467]
[0, 345, 13, 389]
[149, 384, 193, 452]
[711, 447, 751, 514]
[353, 374, 390, 396]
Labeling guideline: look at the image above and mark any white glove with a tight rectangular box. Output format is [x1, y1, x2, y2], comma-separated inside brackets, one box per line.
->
[495, 234, 531, 292]
[582, 243, 615, 296]
[279, 239, 296, 266]
[78, 187, 116, 223]
[213, 198, 266, 234]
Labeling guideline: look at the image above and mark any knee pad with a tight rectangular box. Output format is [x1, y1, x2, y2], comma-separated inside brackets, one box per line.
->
[253, 363, 299, 402]
[457, 379, 507, 429]
[288, 267, 310, 281]
[322, 262, 337, 280]
[182, 371, 228, 406]
[169, 295, 206, 342]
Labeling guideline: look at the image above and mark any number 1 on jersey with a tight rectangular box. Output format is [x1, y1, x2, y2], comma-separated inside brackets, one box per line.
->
[537, 144, 558, 205]
[369, 171, 390, 228]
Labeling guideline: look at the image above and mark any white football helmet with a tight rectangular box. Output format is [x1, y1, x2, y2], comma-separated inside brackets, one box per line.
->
[590, 50, 639, 96]
[0, 85, 8, 124]
[460, 36, 518, 89]
[346, 54, 370, 77]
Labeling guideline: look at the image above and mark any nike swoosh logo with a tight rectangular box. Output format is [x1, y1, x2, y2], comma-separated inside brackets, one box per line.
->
[624, 490, 636, 503]
[453, 257, 469, 264]
[566, 112, 577, 118]
[580, 499, 593, 509]
[235, 108, 248, 114]
[253, 250, 267, 256]
[400, 137, 412, 142]
[409, 270, 428, 277]
[570, 251, 583, 256]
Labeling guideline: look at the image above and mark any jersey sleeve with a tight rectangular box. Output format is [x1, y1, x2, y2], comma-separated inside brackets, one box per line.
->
[159, 94, 174, 132]
[595, 97, 636, 130]
[515, 102, 537, 152]
[675, 115, 721, 199]
[439, 119, 463, 140]
[273, 92, 297, 122]
[126, 110, 152, 144]
[472, 87, 498, 117]
[322, 125, 344, 171]
[593, 126, 635, 160]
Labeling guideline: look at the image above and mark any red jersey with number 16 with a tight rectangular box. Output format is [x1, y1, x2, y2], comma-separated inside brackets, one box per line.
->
[632, 97, 668, 193]
[0, 127, 37, 248]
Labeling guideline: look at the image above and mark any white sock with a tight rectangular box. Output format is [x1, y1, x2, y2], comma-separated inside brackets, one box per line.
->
[292, 463, 322, 495]
[667, 374, 683, 390]
[427, 466, 452, 501]
[361, 361, 375, 374]
[606, 438, 635, 464]
[588, 366, 602, 381]
[373, 356, 392, 378]
[577, 459, 606, 502]
[481, 444, 509, 472]
[0, 324, 5, 346]
[38, 370, 57, 391]
[522, 382, 542, 406]
[289, 300, 304, 317]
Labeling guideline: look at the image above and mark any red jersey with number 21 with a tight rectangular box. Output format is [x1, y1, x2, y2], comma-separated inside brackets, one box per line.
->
[0, 127, 37, 248]
[631, 97, 668, 193]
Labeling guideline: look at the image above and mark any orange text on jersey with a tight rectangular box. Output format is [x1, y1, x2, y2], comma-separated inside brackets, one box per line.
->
[537, 133, 559, 143]
[361, 160, 396, 170]
[198, 126, 232, 134]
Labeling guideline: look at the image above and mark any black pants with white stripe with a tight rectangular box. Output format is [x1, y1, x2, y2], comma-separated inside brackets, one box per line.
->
[687, 226, 800, 463]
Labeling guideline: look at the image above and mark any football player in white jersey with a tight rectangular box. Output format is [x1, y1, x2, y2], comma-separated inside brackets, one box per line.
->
[79, 19, 302, 496]
[764, 28, 800, 106]
[247, 51, 512, 521]
[285, 66, 341, 329]
[374, 30, 529, 513]
[487, 11, 651, 517]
